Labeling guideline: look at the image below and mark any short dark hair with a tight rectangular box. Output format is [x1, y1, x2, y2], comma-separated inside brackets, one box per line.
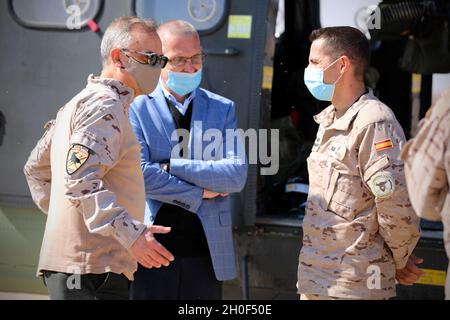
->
[310, 26, 370, 77]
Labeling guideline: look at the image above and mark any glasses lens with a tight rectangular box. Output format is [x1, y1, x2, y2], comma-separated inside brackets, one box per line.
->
[145, 53, 157, 66]
[169, 54, 204, 67]
[170, 57, 184, 67]
[191, 54, 204, 65]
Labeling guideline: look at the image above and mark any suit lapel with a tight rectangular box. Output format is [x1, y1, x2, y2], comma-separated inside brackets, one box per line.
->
[148, 86, 178, 149]
[146, 87, 209, 159]
[189, 88, 208, 159]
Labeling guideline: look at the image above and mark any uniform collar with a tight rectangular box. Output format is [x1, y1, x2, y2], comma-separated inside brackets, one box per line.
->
[87, 74, 134, 107]
[313, 105, 335, 127]
[313, 88, 374, 131]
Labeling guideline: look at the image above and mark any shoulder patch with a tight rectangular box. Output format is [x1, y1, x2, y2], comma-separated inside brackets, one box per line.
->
[375, 139, 393, 152]
[66, 144, 94, 175]
[369, 171, 395, 199]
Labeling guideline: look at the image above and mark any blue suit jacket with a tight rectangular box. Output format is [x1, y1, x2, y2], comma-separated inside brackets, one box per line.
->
[129, 85, 248, 281]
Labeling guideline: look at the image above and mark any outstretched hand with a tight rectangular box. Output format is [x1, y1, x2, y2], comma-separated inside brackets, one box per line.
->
[129, 225, 174, 269]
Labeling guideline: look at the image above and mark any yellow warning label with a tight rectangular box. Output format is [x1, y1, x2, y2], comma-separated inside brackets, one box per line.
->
[412, 73, 421, 94]
[415, 268, 446, 287]
[227, 15, 252, 39]
[262, 66, 273, 90]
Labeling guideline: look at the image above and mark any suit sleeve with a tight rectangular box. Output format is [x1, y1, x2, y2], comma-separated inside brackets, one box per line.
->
[169, 101, 248, 193]
[64, 100, 146, 250]
[358, 120, 420, 269]
[23, 120, 55, 214]
[128, 105, 204, 213]
[402, 114, 450, 221]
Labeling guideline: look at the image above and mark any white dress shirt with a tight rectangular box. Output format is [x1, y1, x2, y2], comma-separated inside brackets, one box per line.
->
[160, 80, 196, 116]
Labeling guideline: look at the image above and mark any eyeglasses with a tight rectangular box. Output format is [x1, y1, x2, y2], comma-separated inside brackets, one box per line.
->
[121, 48, 169, 68]
[168, 53, 206, 67]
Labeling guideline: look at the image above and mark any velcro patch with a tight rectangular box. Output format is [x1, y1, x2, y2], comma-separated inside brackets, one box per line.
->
[369, 171, 395, 199]
[66, 144, 92, 175]
[375, 139, 393, 152]
[328, 142, 346, 160]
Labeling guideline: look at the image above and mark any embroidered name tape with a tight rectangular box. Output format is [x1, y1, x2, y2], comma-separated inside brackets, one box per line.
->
[328, 142, 346, 160]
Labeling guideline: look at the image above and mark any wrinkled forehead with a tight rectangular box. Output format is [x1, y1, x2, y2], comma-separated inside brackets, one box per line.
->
[161, 33, 201, 57]
[128, 28, 163, 55]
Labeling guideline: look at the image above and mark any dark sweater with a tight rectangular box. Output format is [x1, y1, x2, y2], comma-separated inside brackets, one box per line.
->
[153, 98, 210, 257]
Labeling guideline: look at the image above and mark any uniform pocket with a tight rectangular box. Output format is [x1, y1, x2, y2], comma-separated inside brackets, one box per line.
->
[323, 166, 339, 209]
[327, 170, 364, 222]
[307, 152, 334, 210]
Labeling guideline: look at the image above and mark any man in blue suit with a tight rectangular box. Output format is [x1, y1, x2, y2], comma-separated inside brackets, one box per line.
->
[128, 20, 248, 300]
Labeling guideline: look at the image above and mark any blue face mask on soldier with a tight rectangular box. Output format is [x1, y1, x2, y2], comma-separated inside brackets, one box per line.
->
[304, 57, 343, 101]
[166, 69, 202, 96]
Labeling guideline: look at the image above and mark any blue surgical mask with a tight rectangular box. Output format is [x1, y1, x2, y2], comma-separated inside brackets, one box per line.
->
[165, 69, 202, 96]
[304, 58, 343, 101]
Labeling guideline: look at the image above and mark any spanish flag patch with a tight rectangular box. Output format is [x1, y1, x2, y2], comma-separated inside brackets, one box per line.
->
[375, 139, 394, 152]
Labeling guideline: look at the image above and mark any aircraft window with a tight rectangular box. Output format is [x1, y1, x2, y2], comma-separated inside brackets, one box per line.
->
[9, 0, 102, 30]
[135, 0, 228, 34]
[257, 0, 322, 220]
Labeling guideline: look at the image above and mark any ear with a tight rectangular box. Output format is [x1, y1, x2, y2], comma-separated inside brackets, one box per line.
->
[160, 68, 168, 82]
[340, 56, 352, 73]
[111, 48, 125, 69]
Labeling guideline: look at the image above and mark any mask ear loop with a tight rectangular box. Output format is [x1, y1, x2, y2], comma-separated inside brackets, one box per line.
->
[324, 57, 345, 101]
[323, 56, 343, 71]
[332, 69, 344, 85]
[323, 56, 345, 85]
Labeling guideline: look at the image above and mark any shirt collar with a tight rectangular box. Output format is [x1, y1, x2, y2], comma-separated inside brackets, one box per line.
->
[313, 88, 374, 131]
[160, 79, 196, 115]
[87, 74, 134, 107]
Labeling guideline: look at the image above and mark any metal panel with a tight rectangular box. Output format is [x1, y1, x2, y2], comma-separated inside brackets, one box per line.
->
[135, 0, 229, 34]
[0, 0, 134, 204]
[9, 0, 103, 30]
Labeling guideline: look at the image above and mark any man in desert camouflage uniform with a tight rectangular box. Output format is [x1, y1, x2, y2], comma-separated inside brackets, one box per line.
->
[298, 26, 422, 300]
[402, 87, 450, 300]
[23, 16, 174, 300]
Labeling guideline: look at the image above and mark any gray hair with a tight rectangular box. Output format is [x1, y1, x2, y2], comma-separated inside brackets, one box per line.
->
[157, 20, 199, 50]
[100, 16, 158, 66]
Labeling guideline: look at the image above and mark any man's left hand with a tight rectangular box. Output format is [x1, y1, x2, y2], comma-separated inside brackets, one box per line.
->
[395, 255, 424, 286]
